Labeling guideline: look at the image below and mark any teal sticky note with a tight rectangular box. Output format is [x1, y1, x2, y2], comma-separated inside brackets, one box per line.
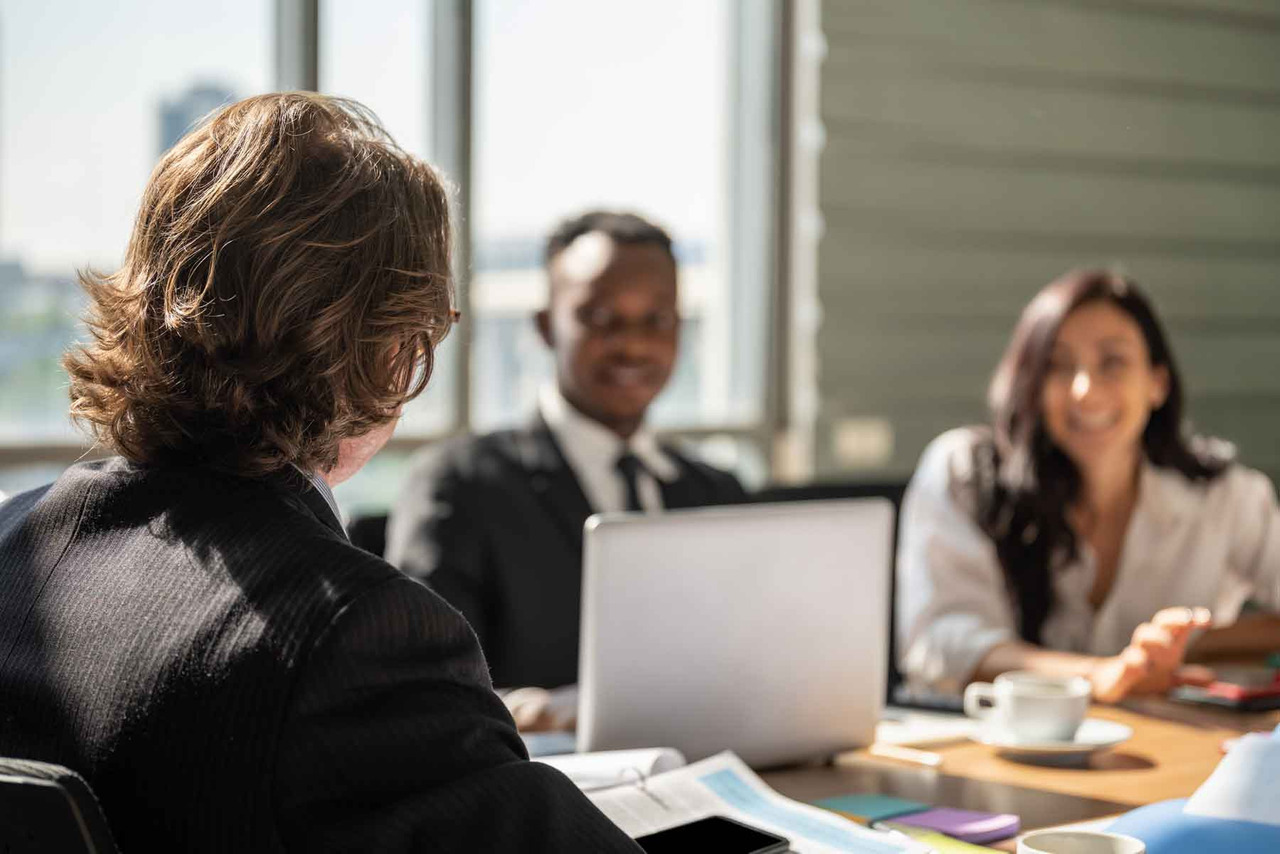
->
[815, 794, 930, 823]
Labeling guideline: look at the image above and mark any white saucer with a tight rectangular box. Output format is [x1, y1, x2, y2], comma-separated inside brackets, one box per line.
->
[974, 717, 1133, 758]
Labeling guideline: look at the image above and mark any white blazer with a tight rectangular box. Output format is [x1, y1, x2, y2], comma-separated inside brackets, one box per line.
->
[896, 427, 1280, 695]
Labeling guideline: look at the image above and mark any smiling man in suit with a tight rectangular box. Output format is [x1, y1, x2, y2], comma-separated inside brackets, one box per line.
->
[387, 211, 746, 725]
[0, 95, 640, 852]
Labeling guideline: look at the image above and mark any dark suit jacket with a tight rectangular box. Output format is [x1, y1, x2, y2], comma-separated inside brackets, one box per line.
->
[386, 419, 748, 689]
[0, 458, 639, 853]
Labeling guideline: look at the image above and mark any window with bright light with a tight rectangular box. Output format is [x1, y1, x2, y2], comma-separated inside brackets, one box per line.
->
[0, 0, 271, 494]
[470, 0, 771, 432]
[0, 0, 778, 509]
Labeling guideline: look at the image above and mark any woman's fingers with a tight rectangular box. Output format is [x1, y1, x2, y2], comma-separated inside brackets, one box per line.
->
[1131, 622, 1175, 652]
[1174, 664, 1217, 687]
[1144, 606, 1213, 659]
[1151, 606, 1213, 632]
[1092, 646, 1152, 703]
[1129, 622, 1186, 673]
[1094, 609, 1215, 704]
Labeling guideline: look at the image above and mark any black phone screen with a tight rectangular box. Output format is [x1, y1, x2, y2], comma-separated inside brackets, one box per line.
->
[635, 815, 790, 854]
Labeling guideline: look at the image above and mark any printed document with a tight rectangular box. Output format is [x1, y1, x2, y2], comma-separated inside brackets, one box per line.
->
[587, 751, 930, 854]
[535, 747, 687, 791]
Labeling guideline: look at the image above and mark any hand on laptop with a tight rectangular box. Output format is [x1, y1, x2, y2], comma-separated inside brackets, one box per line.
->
[1090, 606, 1215, 703]
[501, 685, 579, 733]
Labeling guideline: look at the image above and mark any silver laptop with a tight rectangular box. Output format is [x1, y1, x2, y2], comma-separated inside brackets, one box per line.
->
[577, 499, 892, 768]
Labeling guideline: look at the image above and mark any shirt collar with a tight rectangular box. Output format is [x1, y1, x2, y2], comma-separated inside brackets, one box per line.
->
[291, 463, 345, 531]
[537, 385, 679, 482]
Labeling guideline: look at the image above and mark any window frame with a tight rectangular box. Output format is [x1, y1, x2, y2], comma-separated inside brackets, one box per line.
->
[0, 0, 792, 487]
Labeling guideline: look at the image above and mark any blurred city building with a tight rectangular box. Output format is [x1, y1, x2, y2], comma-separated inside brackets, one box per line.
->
[158, 82, 237, 155]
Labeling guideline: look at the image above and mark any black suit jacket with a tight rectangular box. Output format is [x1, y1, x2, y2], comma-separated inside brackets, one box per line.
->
[386, 420, 748, 689]
[0, 459, 639, 853]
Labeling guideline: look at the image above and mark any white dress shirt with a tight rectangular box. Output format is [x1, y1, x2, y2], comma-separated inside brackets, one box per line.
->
[897, 427, 1280, 695]
[538, 386, 678, 513]
[499, 390, 682, 719]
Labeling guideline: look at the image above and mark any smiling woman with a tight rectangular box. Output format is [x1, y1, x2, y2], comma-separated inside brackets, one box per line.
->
[1040, 301, 1171, 477]
[895, 269, 1280, 704]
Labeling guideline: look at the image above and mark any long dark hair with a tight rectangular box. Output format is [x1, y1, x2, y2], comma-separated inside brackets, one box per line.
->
[970, 269, 1228, 644]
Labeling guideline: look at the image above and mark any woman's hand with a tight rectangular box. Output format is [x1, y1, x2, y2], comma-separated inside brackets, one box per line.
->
[1089, 606, 1215, 703]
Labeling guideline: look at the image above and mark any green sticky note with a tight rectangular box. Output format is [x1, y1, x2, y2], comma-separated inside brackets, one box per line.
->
[814, 794, 929, 823]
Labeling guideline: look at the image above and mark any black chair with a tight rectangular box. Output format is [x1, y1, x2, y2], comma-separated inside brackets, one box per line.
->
[753, 480, 928, 710]
[346, 512, 389, 559]
[0, 757, 118, 854]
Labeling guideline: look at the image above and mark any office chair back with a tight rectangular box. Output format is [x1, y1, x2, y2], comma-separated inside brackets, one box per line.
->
[0, 757, 119, 854]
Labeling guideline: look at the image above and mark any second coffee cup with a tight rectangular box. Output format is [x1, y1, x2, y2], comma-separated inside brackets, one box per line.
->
[964, 671, 1091, 743]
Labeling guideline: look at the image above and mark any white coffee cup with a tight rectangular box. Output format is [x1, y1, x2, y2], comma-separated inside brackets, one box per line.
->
[964, 670, 1091, 743]
[1018, 830, 1145, 854]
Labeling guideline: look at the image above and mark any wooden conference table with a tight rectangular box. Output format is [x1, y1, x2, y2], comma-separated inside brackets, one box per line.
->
[761, 699, 1280, 850]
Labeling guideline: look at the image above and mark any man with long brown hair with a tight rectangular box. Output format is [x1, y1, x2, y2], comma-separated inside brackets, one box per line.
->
[0, 94, 639, 852]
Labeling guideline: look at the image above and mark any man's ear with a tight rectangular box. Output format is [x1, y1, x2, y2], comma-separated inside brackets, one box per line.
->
[535, 308, 553, 348]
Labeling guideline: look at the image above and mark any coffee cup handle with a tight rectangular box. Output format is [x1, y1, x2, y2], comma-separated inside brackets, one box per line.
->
[964, 682, 997, 721]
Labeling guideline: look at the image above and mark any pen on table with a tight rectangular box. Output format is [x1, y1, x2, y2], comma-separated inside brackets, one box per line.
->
[868, 743, 943, 768]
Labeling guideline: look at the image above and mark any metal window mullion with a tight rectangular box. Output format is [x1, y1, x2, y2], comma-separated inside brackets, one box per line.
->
[726, 0, 783, 470]
[431, 0, 475, 434]
[275, 0, 319, 91]
[777, 0, 821, 483]
[767, 0, 794, 476]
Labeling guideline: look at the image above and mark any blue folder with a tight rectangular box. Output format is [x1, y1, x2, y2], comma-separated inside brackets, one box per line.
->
[1109, 798, 1280, 853]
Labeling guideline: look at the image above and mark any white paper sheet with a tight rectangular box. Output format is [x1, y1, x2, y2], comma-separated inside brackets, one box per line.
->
[587, 751, 930, 854]
[534, 747, 687, 791]
[1184, 725, 1280, 826]
[875, 709, 976, 747]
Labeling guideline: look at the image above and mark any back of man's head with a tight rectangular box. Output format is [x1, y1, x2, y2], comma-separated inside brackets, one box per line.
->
[64, 93, 454, 476]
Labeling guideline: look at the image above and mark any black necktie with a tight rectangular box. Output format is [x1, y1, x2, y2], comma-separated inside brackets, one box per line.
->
[615, 452, 645, 512]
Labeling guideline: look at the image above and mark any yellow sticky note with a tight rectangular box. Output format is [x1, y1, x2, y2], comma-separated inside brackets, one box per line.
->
[877, 822, 1001, 852]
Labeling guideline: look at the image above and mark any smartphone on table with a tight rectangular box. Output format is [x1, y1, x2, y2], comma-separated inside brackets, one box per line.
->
[635, 815, 790, 853]
[1172, 665, 1280, 711]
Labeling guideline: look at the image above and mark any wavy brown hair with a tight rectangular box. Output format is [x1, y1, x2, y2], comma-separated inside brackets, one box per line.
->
[64, 93, 455, 476]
